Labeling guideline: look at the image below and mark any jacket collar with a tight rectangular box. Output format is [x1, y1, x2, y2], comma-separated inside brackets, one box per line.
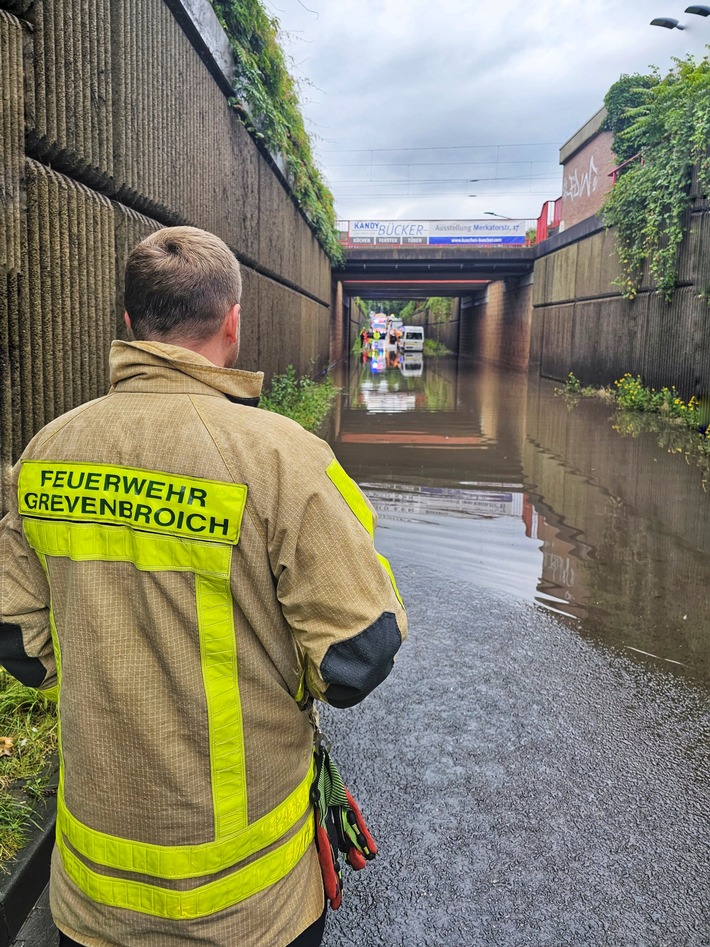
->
[109, 340, 264, 405]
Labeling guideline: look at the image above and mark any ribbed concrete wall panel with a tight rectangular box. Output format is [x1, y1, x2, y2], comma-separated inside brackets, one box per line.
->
[257, 279, 302, 383]
[0, 261, 24, 515]
[227, 119, 260, 264]
[318, 245, 332, 302]
[532, 255, 548, 308]
[540, 303, 574, 381]
[25, 0, 113, 185]
[4, 0, 334, 513]
[547, 243, 579, 304]
[113, 202, 162, 340]
[25, 160, 115, 426]
[0, 12, 23, 274]
[528, 309, 543, 372]
[299, 298, 330, 377]
[643, 288, 709, 396]
[677, 212, 700, 286]
[111, 0, 255, 256]
[570, 298, 646, 387]
[573, 229, 623, 300]
[300, 232, 321, 305]
[679, 211, 710, 290]
[257, 154, 298, 286]
[237, 264, 260, 373]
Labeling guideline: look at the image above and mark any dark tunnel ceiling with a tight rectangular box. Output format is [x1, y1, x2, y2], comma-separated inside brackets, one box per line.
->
[341, 278, 489, 299]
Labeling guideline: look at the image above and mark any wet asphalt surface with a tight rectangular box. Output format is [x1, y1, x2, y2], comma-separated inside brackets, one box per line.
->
[320, 557, 710, 947]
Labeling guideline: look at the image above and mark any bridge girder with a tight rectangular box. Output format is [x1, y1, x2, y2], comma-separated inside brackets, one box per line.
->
[337, 245, 535, 298]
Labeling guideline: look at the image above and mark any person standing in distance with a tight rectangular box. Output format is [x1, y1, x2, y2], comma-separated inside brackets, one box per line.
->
[0, 226, 407, 947]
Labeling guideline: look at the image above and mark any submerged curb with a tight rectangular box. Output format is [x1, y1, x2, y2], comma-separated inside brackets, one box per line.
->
[0, 790, 56, 947]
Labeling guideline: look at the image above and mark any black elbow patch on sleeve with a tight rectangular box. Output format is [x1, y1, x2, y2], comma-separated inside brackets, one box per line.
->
[321, 611, 401, 708]
[0, 623, 47, 687]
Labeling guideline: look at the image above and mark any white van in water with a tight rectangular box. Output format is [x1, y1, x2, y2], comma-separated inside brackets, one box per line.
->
[399, 352, 423, 377]
[399, 325, 425, 352]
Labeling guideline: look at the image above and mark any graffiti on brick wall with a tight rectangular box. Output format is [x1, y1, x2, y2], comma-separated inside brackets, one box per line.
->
[563, 155, 599, 201]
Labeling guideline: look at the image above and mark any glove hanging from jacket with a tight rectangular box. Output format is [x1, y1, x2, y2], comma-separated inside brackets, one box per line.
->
[310, 729, 378, 910]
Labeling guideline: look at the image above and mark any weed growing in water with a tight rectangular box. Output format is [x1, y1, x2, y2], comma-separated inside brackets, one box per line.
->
[557, 371, 710, 485]
[422, 339, 450, 357]
[613, 373, 699, 424]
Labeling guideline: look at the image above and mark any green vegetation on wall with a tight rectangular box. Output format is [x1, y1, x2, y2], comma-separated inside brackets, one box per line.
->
[360, 300, 410, 318]
[600, 56, 710, 301]
[601, 72, 660, 163]
[209, 0, 342, 262]
[399, 298, 454, 322]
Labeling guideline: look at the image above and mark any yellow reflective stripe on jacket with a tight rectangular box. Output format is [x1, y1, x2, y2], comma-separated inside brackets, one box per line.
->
[57, 814, 314, 920]
[55, 757, 315, 879]
[195, 571, 247, 836]
[23, 518, 232, 576]
[326, 459, 403, 604]
[326, 460, 374, 537]
[19, 461, 247, 544]
[23, 518, 313, 905]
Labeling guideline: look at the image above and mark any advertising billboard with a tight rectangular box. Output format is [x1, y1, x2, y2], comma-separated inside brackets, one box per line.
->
[340, 219, 527, 247]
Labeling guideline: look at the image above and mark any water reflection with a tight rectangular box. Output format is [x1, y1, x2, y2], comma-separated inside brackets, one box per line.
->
[328, 353, 710, 685]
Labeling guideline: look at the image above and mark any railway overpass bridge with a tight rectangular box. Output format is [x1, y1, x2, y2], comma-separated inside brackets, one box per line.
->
[333, 232, 540, 371]
[339, 244, 537, 299]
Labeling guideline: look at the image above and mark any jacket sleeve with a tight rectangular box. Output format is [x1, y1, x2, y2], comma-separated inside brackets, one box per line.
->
[0, 465, 56, 695]
[268, 439, 407, 709]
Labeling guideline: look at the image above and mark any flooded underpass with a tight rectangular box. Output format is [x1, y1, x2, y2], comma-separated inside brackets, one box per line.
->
[320, 351, 710, 946]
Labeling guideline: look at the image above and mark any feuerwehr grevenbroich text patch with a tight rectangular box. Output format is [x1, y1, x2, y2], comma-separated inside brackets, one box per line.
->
[18, 461, 247, 543]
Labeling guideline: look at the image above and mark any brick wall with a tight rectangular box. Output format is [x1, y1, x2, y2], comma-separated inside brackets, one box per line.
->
[559, 131, 615, 230]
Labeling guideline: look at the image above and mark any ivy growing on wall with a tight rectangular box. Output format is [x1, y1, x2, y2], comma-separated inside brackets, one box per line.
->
[209, 0, 343, 263]
[600, 55, 710, 301]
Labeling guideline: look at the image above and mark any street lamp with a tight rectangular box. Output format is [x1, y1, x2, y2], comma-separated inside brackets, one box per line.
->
[484, 211, 512, 219]
[686, 4, 710, 13]
[650, 16, 685, 27]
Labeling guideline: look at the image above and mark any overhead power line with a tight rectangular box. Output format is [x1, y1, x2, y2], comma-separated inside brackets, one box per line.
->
[321, 142, 558, 153]
[335, 191, 557, 199]
[330, 175, 561, 185]
[327, 159, 558, 169]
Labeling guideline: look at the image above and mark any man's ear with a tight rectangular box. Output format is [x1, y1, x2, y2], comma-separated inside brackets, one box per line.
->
[124, 312, 132, 338]
[224, 303, 240, 344]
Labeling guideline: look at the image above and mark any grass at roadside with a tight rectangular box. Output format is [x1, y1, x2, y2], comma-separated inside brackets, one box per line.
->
[260, 365, 339, 434]
[0, 671, 57, 867]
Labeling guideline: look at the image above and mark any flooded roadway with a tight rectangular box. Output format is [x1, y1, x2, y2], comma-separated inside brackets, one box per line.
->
[320, 350, 710, 946]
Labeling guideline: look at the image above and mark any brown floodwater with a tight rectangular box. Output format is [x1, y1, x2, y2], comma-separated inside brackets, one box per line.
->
[327, 349, 710, 687]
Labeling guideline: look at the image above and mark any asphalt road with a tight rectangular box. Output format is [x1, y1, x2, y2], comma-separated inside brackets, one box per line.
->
[320, 559, 710, 947]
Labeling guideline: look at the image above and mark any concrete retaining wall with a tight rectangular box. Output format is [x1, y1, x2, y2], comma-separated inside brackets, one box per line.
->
[460, 278, 533, 372]
[531, 208, 710, 398]
[525, 374, 710, 674]
[0, 1, 333, 513]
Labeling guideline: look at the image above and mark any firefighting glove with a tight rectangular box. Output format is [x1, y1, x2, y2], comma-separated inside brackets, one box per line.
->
[311, 731, 378, 910]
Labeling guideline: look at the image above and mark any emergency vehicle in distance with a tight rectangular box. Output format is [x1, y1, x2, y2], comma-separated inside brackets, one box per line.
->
[368, 312, 403, 350]
[398, 325, 425, 352]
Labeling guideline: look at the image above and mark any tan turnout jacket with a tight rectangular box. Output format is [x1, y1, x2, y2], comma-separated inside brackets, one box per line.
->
[0, 341, 407, 947]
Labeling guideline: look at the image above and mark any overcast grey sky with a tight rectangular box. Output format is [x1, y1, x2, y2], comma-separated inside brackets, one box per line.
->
[262, 0, 708, 222]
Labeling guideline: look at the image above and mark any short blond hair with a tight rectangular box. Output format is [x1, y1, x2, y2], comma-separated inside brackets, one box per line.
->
[124, 227, 242, 342]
